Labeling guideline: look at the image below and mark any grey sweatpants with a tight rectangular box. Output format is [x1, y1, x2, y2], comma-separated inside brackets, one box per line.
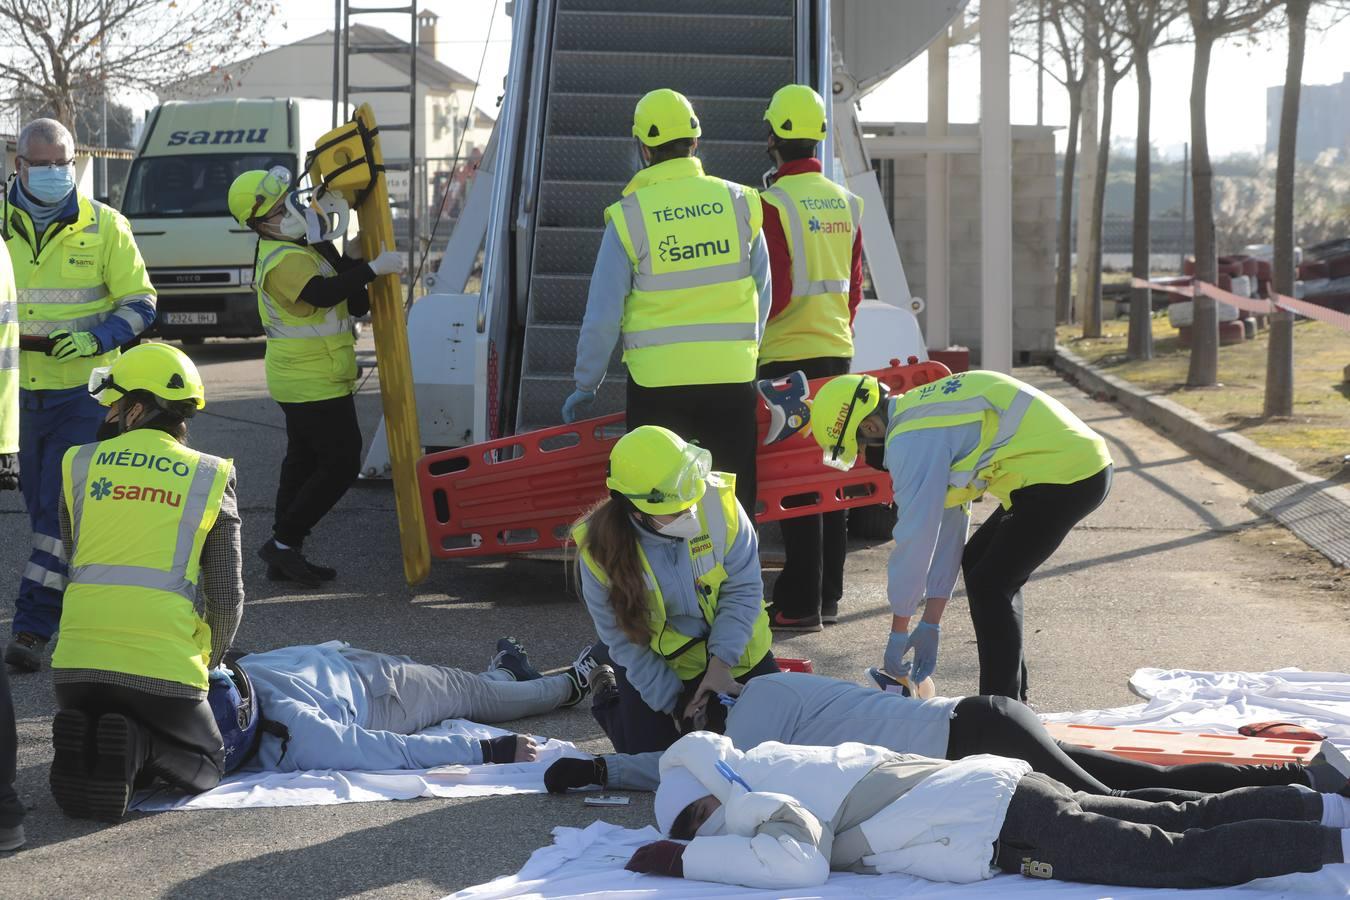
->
[340, 649, 572, 733]
[996, 772, 1343, 888]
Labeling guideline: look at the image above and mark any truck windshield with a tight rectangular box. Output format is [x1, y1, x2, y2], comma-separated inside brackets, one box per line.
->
[122, 153, 297, 218]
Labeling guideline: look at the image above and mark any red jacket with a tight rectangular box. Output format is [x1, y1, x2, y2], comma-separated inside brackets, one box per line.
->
[760, 158, 865, 328]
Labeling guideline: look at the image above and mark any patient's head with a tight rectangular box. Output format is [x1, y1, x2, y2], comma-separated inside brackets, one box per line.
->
[670, 795, 721, 840]
[655, 766, 723, 838]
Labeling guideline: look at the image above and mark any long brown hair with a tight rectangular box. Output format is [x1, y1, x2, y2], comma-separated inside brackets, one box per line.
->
[576, 497, 651, 644]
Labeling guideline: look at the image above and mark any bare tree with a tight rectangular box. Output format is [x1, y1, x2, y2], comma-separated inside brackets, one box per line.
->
[1117, 0, 1188, 359]
[1262, 0, 1309, 417]
[1014, 0, 1088, 324]
[1077, 0, 1132, 339]
[0, 0, 273, 133]
[1185, 0, 1282, 387]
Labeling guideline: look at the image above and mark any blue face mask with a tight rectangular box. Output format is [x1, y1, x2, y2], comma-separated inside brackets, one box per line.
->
[25, 164, 75, 204]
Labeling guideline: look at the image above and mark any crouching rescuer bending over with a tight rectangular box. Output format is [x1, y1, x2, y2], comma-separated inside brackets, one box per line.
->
[49, 344, 243, 820]
[227, 167, 406, 586]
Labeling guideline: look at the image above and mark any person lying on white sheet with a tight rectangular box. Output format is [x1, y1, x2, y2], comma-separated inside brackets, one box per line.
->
[625, 731, 1350, 891]
[236, 638, 602, 771]
[545, 671, 1350, 799]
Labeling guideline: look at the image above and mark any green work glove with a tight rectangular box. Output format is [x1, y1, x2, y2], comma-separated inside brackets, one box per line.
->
[50, 331, 100, 361]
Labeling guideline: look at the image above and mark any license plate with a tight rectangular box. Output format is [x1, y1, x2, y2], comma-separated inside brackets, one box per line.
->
[163, 312, 217, 325]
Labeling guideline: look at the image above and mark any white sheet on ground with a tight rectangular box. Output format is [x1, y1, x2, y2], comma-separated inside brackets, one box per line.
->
[130, 719, 590, 811]
[134, 667, 1350, 813]
[446, 668, 1350, 899]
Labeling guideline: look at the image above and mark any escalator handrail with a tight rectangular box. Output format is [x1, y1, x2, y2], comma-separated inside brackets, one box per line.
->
[478, 0, 536, 334]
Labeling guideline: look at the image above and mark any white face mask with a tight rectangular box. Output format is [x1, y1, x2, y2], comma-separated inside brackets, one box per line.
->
[653, 506, 701, 540]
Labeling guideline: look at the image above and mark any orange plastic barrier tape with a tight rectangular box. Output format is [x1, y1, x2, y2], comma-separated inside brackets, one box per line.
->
[417, 359, 951, 558]
[1044, 722, 1320, 767]
[308, 106, 430, 584]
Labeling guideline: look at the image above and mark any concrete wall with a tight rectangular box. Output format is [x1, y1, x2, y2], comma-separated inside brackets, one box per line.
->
[865, 122, 1058, 363]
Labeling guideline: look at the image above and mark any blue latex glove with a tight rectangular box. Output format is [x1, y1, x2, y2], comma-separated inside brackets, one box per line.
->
[883, 630, 911, 679]
[905, 622, 942, 683]
[208, 667, 234, 688]
[561, 388, 596, 424]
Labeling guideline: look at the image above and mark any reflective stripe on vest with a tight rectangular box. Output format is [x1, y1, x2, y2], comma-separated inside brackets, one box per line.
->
[764, 185, 860, 297]
[618, 182, 755, 294]
[66, 442, 223, 602]
[255, 245, 350, 339]
[17, 286, 108, 304]
[623, 321, 759, 352]
[0, 345, 17, 370]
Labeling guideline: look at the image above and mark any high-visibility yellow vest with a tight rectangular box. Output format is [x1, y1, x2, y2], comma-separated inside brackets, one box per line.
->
[605, 157, 763, 387]
[887, 370, 1112, 509]
[573, 474, 772, 681]
[6, 195, 155, 391]
[0, 245, 17, 453]
[760, 171, 861, 364]
[254, 239, 356, 404]
[53, 428, 233, 690]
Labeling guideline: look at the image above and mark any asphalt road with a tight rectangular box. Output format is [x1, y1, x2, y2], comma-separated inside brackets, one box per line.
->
[2, 337, 1347, 899]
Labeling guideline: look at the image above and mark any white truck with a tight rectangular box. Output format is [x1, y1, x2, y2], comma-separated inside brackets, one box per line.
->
[122, 98, 336, 342]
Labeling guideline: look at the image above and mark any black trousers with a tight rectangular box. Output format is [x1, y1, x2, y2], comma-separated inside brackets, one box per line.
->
[55, 682, 224, 794]
[273, 393, 363, 548]
[995, 772, 1339, 888]
[757, 357, 851, 617]
[962, 465, 1113, 700]
[625, 378, 758, 518]
[592, 651, 780, 754]
[0, 662, 22, 828]
[945, 696, 1310, 800]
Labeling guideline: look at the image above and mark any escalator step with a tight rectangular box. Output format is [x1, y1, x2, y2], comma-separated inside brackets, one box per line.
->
[551, 51, 792, 99]
[541, 136, 767, 187]
[560, 0, 793, 16]
[548, 93, 771, 142]
[556, 10, 793, 57]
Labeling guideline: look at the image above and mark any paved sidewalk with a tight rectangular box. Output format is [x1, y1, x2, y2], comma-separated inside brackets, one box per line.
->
[0, 351, 1345, 899]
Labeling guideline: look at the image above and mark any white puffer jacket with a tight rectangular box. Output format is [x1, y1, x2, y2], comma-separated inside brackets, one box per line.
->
[661, 732, 1030, 890]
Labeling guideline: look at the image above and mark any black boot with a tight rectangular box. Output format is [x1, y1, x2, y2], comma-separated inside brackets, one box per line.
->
[258, 540, 321, 587]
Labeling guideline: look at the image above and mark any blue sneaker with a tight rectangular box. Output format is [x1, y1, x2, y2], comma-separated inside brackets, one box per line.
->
[490, 636, 542, 682]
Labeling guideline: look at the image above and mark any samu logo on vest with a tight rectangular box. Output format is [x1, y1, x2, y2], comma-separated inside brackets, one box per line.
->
[807, 216, 852, 235]
[89, 477, 183, 507]
[66, 255, 96, 270]
[657, 234, 730, 264]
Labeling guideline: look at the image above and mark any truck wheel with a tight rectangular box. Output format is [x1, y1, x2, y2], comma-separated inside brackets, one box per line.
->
[848, 503, 897, 541]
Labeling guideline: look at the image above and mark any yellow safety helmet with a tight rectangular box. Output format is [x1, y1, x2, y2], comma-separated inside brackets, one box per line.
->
[764, 84, 827, 141]
[808, 374, 883, 471]
[227, 166, 291, 227]
[606, 425, 711, 515]
[87, 343, 206, 411]
[632, 89, 701, 148]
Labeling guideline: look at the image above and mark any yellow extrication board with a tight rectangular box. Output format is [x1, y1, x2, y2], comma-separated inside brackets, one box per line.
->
[306, 104, 430, 585]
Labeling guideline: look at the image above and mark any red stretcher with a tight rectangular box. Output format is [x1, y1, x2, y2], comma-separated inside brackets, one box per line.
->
[417, 358, 951, 558]
[1044, 723, 1321, 767]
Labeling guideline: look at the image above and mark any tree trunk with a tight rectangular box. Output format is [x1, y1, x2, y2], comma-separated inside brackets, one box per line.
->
[1128, 47, 1154, 360]
[1056, 88, 1082, 324]
[1264, 0, 1309, 417]
[1084, 68, 1118, 339]
[1186, 28, 1219, 387]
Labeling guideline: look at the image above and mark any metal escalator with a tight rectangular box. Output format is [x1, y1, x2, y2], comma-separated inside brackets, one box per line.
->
[504, 0, 807, 433]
